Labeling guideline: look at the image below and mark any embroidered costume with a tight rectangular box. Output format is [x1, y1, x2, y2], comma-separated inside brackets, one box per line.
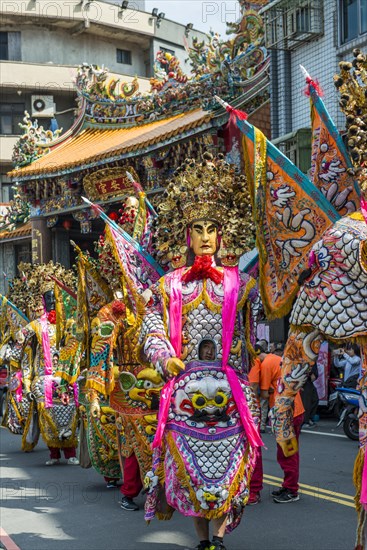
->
[232, 51, 367, 548]
[139, 154, 262, 538]
[20, 313, 78, 453]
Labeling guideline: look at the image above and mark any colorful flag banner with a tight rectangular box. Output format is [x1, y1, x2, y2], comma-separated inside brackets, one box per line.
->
[238, 118, 341, 318]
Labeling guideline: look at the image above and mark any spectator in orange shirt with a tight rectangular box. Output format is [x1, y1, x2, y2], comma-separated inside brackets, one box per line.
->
[248, 355, 261, 398]
[248, 349, 264, 505]
[260, 343, 305, 504]
[254, 343, 269, 433]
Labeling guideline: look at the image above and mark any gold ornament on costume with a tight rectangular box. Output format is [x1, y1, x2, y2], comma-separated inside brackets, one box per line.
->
[334, 49, 367, 195]
[153, 152, 254, 266]
[8, 261, 76, 320]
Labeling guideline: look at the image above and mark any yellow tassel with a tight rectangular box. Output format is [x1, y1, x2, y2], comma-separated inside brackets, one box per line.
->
[182, 290, 206, 315]
[85, 378, 108, 398]
[353, 448, 367, 548]
[21, 401, 39, 452]
[289, 325, 367, 346]
[354, 448, 365, 513]
[165, 432, 251, 520]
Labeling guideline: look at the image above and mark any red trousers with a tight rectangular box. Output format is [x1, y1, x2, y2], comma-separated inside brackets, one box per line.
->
[48, 446, 76, 459]
[277, 413, 304, 494]
[120, 453, 143, 498]
[250, 444, 263, 495]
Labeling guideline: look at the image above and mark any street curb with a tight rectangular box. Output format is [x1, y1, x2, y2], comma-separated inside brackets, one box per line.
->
[0, 528, 21, 550]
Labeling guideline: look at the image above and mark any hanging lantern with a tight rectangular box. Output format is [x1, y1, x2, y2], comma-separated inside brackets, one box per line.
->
[62, 219, 72, 231]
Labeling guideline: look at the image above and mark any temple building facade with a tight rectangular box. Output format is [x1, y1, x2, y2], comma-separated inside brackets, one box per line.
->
[3, 3, 270, 292]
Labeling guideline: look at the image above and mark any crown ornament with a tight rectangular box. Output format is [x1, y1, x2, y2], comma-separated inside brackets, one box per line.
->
[8, 261, 76, 320]
[334, 48, 367, 195]
[153, 152, 255, 267]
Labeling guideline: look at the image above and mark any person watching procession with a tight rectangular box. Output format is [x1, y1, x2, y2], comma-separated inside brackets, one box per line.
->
[260, 343, 305, 503]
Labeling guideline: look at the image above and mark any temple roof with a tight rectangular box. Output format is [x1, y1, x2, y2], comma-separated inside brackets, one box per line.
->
[9, 109, 212, 180]
[0, 222, 31, 242]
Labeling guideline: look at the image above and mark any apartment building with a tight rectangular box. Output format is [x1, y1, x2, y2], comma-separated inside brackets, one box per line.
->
[261, 0, 367, 171]
[0, 0, 206, 196]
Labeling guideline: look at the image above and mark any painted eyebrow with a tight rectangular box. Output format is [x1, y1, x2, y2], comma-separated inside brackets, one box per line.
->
[192, 223, 217, 230]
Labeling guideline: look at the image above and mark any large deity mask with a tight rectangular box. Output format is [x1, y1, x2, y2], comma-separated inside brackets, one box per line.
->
[153, 153, 254, 269]
[189, 220, 218, 257]
[43, 290, 55, 313]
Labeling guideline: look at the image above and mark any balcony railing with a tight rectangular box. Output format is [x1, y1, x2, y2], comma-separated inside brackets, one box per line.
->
[261, 0, 324, 50]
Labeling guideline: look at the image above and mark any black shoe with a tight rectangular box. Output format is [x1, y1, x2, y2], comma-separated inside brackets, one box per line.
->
[271, 486, 287, 497]
[273, 490, 299, 503]
[106, 480, 118, 489]
[120, 496, 139, 511]
[209, 541, 227, 550]
[195, 542, 210, 550]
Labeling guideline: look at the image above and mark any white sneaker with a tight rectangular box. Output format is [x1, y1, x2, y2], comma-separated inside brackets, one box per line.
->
[45, 458, 60, 466]
[67, 457, 79, 465]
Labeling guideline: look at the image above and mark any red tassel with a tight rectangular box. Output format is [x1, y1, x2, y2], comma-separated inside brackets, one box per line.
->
[226, 105, 248, 121]
[182, 256, 223, 285]
[47, 310, 56, 324]
[131, 179, 143, 195]
[304, 76, 324, 97]
[112, 300, 125, 316]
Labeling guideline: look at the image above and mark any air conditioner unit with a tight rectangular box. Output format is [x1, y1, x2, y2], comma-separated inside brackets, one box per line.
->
[31, 95, 55, 117]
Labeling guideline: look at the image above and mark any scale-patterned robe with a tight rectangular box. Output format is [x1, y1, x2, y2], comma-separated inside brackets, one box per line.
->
[20, 319, 78, 452]
[140, 269, 261, 531]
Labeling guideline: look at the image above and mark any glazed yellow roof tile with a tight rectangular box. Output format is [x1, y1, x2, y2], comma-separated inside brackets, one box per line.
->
[0, 222, 31, 241]
[10, 109, 212, 178]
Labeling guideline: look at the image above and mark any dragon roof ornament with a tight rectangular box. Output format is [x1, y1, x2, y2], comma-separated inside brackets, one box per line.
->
[12, 4, 269, 169]
[73, 5, 268, 127]
[0, 192, 30, 233]
[12, 111, 63, 169]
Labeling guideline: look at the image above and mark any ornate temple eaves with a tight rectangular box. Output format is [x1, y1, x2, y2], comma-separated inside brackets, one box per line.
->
[0, 222, 31, 243]
[9, 109, 213, 181]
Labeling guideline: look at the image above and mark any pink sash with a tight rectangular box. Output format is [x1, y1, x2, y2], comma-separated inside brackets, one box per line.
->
[361, 198, 367, 225]
[14, 371, 23, 403]
[222, 267, 263, 448]
[39, 315, 53, 409]
[153, 266, 263, 449]
[73, 383, 79, 407]
[152, 269, 184, 448]
[361, 451, 367, 511]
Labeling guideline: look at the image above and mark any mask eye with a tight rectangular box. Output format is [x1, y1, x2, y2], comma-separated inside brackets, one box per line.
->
[214, 391, 228, 407]
[192, 394, 207, 409]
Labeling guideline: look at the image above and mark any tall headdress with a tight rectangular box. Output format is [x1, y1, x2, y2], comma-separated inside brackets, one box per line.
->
[153, 152, 254, 267]
[8, 261, 76, 320]
[334, 49, 367, 196]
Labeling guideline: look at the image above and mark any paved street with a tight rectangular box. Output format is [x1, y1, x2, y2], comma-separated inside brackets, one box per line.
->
[0, 419, 358, 550]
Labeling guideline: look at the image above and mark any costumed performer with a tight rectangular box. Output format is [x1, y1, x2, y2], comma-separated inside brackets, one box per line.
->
[139, 153, 262, 550]
[86, 189, 163, 510]
[17, 265, 79, 463]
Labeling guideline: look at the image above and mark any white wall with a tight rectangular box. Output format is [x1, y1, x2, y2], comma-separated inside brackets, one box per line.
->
[273, 0, 367, 137]
[20, 28, 148, 76]
[290, 1, 340, 133]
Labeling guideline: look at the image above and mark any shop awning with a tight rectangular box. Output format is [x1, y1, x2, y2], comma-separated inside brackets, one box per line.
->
[9, 109, 213, 179]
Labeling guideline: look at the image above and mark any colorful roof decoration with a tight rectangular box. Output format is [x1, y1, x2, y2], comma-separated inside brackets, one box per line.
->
[12, 111, 63, 169]
[9, 109, 212, 179]
[0, 193, 30, 232]
[8, 4, 270, 226]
